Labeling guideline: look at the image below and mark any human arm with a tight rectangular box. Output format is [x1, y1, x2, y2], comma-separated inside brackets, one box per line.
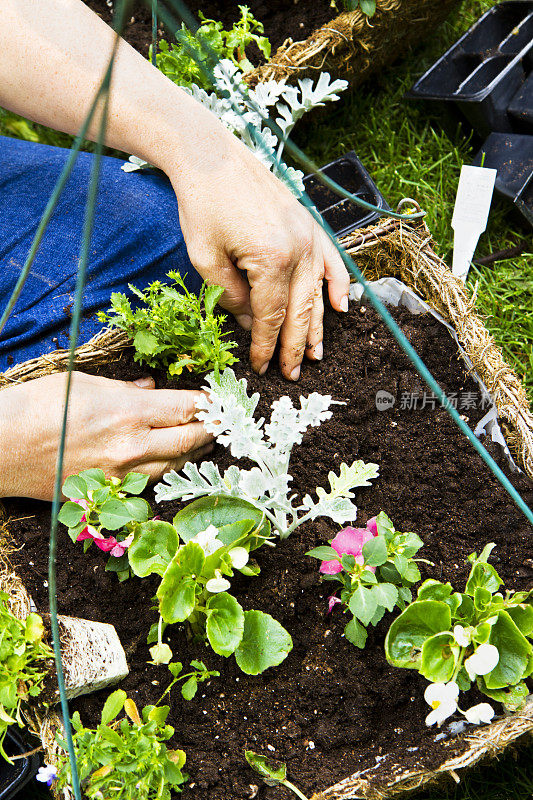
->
[0, 0, 350, 380]
[0, 373, 214, 500]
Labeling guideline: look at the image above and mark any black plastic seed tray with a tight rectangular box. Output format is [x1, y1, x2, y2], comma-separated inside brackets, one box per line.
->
[0, 729, 41, 800]
[303, 151, 390, 237]
[407, 1, 533, 138]
[472, 132, 533, 225]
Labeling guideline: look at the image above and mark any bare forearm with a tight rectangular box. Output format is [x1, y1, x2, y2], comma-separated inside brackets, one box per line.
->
[0, 0, 227, 174]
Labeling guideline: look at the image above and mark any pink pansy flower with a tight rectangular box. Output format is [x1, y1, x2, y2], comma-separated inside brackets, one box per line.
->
[365, 516, 378, 535]
[320, 524, 378, 575]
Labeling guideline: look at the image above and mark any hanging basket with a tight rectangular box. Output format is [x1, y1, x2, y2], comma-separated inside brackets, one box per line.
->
[245, 0, 461, 88]
[0, 217, 532, 797]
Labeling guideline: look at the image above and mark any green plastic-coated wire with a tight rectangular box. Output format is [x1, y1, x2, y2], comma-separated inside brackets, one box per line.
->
[151, 0, 158, 66]
[151, 1, 533, 528]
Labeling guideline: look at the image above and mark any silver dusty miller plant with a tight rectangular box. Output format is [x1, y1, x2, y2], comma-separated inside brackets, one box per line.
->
[155, 369, 379, 539]
[123, 60, 348, 193]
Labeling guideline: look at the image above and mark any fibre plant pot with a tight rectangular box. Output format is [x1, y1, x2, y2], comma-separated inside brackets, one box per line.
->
[407, 1, 533, 139]
[472, 132, 533, 226]
[0, 729, 40, 800]
[303, 151, 390, 237]
[43, 614, 129, 701]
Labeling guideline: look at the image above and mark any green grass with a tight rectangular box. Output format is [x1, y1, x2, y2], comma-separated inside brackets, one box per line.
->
[3, 2, 533, 799]
[296, 0, 533, 401]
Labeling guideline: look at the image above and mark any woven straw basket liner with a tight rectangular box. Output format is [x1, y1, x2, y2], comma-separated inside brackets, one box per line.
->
[0, 219, 532, 798]
[245, 0, 461, 88]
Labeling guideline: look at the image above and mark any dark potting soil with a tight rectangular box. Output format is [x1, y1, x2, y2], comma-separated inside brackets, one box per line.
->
[3, 301, 533, 799]
[84, 0, 332, 61]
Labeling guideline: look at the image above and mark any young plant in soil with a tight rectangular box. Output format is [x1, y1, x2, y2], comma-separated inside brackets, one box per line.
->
[155, 368, 380, 539]
[153, 5, 271, 88]
[385, 543, 533, 726]
[245, 751, 309, 800]
[55, 689, 187, 799]
[128, 512, 293, 674]
[98, 273, 237, 378]
[0, 594, 52, 762]
[58, 470, 151, 581]
[154, 660, 220, 702]
[307, 512, 425, 648]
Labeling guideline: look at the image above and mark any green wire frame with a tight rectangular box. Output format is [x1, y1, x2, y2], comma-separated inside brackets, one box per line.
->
[0, 1, 531, 797]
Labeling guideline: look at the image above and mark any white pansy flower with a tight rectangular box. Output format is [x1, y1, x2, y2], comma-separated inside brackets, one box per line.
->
[149, 643, 173, 665]
[190, 525, 224, 556]
[453, 624, 471, 647]
[206, 570, 231, 594]
[464, 702, 495, 725]
[228, 547, 249, 569]
[424, 682, 459, 727]
[464, 643, 499, 681]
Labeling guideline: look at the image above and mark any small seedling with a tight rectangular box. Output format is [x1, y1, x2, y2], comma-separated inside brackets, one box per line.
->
[245, 751, 309, 800]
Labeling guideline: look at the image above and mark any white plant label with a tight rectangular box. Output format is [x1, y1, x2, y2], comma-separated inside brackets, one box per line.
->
[451, 165, 497, 282]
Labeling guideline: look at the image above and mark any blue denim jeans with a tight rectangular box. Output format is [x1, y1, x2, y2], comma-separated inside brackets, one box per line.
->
[0, 135, 201, 370]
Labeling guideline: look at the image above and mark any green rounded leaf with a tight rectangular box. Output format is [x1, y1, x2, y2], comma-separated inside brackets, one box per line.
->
[477, 678, 529, 712]
[348, 585, 378, 626]
[206, 593, 244, 657]
[181, 677, 198, 701]
[157, 542, 205, 624]
[385, 600, 451, 669]
[129, 521, 179, 577]
[101, 690, 127, 725]
[78, 468, 107, 490]
[506, 604, 533, 637]
[99, 499, 134, 531]
[420, 632, 459, 682]
[485, 610, 533, 689]
[362, 535, 388, 567]
[344, 617, 368, 649]
[122, 496, 151, 523]
[245, 751, 286, 784]
[235, 610, 292, 675]
[172, 495, 269, 547]
[61, 475, 88, 500]
[58, 501, 86, 529]
[305, 546, 339, 561]
[120, 472, 149, 495]
[371, 582, 398, 613]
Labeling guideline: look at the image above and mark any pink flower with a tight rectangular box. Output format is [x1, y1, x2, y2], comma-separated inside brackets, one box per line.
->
[366, 516, 378, 535]
[319, 526, 378, 574]
[76, 525, 133, 558]
[327, 595, 341, 613]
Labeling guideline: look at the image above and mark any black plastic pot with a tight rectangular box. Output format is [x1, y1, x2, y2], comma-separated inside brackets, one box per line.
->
[407, 1, 533, 138]
[472, 132, 533, 225]
[303, 151, 390, 237]
[0, 729, 41, 800]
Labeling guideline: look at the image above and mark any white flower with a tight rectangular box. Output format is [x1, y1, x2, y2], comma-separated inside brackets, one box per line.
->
[453, 625, 471, 647]
[36, 765, 57, 786]
[463, 702, 495, 725]
[228, 547, 249, 569]
[424, 682, 459, 727]
[121, 155, 151, 172]
[206, 571, 231, 593]
[464, 643, 499, 680]
[149, 643, 173, 665]
[190, 525, 224, 556]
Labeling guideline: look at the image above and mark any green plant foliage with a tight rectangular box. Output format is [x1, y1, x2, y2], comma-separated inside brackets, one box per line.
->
[129, 514, 292, 674]
[55, 691, 187, 799]
[59, 470, 151, 580]
[307, 512, 425, 649]
[0, 593, 52, 762]
[245, 751, 310, 799]
[385, 544, 533, 712]
[153, 5, 270, 90]
[98, 272, 237, 378]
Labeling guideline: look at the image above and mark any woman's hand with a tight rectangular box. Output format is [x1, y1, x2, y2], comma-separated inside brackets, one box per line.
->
[0, 372, 214, 501]
[1, 0, 350, 382]
[166, 120, 350, 381]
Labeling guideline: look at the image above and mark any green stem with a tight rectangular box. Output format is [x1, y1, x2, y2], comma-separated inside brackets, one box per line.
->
[282, 779, 310, 800]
